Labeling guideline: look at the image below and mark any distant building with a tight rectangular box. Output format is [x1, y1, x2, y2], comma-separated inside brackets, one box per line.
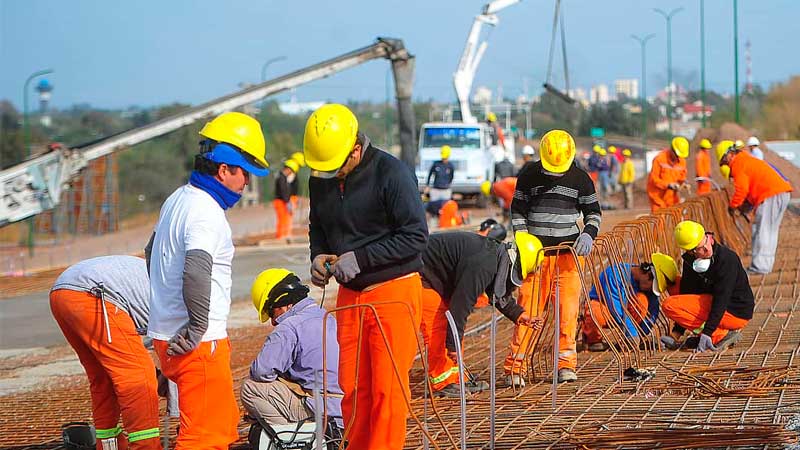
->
[614, 79, 639, 100]
[278, 95, 326, 115]
[567, 88, 590, 107]
[590, 84, 610, 104]
[677, 101, 714, 123]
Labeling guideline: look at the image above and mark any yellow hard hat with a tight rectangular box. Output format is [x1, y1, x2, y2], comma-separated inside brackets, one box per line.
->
[622, 149, 632, 157]
[671, 136, 690, 158]
[699, 138, 712, 150]
[715, 140, 735, 163]
[674, 220, 706, 251]
[650, 252, 678, 295]
[199, 112, 269, 172]
[734, 139, 745, 150]
[592, 144, 602, 153]
[480, 180, 492, 197]
[303, 104, 359, 176]
[720, 164, 731, 179]
[609, 146, 617, 154]
[251, 268, 291, 323]
[487, 112, 497, 122]
[291, 151, 306, 167]
[597, 148, 607, 156]
[441, 145, 452, 160]
[284, 159, 300, 173]
[515, 231, 544, 279]
[539, 129, 576, 173]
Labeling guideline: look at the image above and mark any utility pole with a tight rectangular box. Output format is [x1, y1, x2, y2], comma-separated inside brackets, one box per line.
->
[700, 0, 707, 128]
[733, 0, 740, 124]
[632, 34, 655, 152]
[654, 7, 684, 136]
[23, 68, 54, 257]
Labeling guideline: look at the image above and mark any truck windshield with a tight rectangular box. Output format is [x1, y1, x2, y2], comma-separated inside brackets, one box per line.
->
[422, 127, 481, 149]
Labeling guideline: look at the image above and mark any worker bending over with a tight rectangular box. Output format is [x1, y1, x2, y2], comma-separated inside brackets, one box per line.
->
[661, 221, 755, 352]
[242, 269, 342, 442]
[695, 139, 713, 195]
[50, 255, 159, 450]
[506, 129, 602, 385]
[582, 253, 678, 352]
[273, 159, 299, 241]
[717, 141, 793, 274]
[477, 218, 507, 241]
[419, 231, 542, 397]
[147, 112, 270, 449]
[647, 137, 689, 212]
[304, 104, 428, 450]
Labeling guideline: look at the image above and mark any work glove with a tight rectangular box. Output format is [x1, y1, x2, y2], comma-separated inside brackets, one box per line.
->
[573, 233, 594, 256]
[695, 334, 717, 353]
[668, 182, 680, 191]
[166, 326, 201, 356]
[311, 254, 337, 287]
[516, 313, 543, 330]
[660, 335, 680, 350]
[332, 251, 361, 284]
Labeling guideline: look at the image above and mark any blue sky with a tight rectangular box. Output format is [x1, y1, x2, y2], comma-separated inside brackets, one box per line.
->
[2, 0, 798, 110]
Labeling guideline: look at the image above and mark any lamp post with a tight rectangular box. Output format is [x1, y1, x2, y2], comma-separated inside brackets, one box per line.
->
[733, 0, 740, 124]
[23, 68, 54, 257]
[654, 7, 683, 137]
[632, 34, 655, 152]
[700, 0, 707, 127]
[261, 56, 287, 82]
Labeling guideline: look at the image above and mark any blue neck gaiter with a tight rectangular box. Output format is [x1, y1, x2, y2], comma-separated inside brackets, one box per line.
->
[189, 171, 241, 210]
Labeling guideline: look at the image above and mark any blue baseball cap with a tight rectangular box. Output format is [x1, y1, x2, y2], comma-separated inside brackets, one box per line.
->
[204, 143, 269, 177]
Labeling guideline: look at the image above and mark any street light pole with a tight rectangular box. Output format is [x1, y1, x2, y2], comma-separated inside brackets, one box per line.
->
[632, 34, 655, 152]
[654, 7, 684, 137]
[261, 56, 287, 82]
[22, 68, 54, 257]
[733, 0, 740, 124]
[700, 0, 707, 128]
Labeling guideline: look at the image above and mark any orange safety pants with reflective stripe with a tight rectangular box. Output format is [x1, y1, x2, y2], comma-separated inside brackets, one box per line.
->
[582, 293, 649, 345]
[336, 274, 422, 450]
[504, 253, 582, 373]
[661, 294, 749, 344]
[273, 198, 292, 239]
[50, 289, 160, 450]
[154, 339, 239, 450]
[419, 287, 460, 391]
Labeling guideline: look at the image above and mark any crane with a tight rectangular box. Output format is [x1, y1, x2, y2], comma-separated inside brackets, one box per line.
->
[453, 0, 521, 124]
[0, 38, 416, 227]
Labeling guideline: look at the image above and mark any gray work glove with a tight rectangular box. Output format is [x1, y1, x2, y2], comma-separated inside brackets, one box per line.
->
[332, 251, 361, 284]
[660, 335, 680, 350]
[573, 233, 594, 256]
[311, 254, 336, 287]
[166, 326, 201, 356]
[668, 182, 680, 191]
[695, 334, 717, 353]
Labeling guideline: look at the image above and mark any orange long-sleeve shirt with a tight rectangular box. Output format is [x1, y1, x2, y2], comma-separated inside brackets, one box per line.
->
[647, 149, 687, 211]
[695, 149, 712, 194]
[728, 152, 792, 209]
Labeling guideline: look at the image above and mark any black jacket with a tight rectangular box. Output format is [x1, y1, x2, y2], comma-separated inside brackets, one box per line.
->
[309, 144, 428, 291]
[679, 242, 754, 336]
[427, 160, 455, 189]
[421, 232, 524, 351]
[274, 172, 291, 202]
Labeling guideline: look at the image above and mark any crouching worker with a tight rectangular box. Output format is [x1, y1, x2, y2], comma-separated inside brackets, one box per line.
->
[420, 231, 543, 397]
[50, 255, 160, 450]
[661, 221, 755, 352]
[582, 253, 679, 351]
[243, 269, 343, 448]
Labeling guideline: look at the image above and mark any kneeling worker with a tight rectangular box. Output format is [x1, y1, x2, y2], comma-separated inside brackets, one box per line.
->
[661, 221, 755, 352]
[242, 269, 343, 432]
[420, 231, 542, 396]
[50, 255, 160, 449]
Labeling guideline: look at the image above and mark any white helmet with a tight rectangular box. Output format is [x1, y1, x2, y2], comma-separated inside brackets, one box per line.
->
[747, 136, 760, 147]
[522, 145, 535, 156]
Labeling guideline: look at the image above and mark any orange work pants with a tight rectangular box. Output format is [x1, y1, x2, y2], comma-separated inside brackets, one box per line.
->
[273, 199, 292, 239]
[419, 287, 460, 391]
[504, 253, 582, 373]
[336, 273, 422, 450]
[50, 289, 160, 450]
[696, 181, 712, 195]
[661, 294, 749, 344]
[582, 293, 649, 345]
[154, 339, 239, 450]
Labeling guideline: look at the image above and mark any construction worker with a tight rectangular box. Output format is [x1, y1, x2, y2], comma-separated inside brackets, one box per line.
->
[717, 140, 793, 274]
[618, 149, 635, 209]
[289, 151, 306, 210]
[747, 136, 764, 160]
[486, 112, 506, 149]
[273, 159, 299, 241]
[660, 221, 755, 352]
[582, 253, 678, 352]
[495, 157, 516, 181]
[646, 136, 689, 212]
[50, 255, 159, 450]
[607, 146, 621, 193]
[241, 269, 342, 433]
[304, 104, 428, 450]
[587, 145, 603, 185]
[146, 111, 269, 450]
[419, 231, 543, 397]
[695, 138, 713, 195]
[477, 218, 507, 241]
[426, 145, 455, 203]
[437, 199, 468, 229]
[482, 177, 517, 225]
[518, 145, 537, 175]
[596, 148, 612, 196]
[506, 129, 602, 385]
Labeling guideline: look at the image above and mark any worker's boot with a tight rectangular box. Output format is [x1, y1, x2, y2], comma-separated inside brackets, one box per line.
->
[557, 368, 577, 383]
[588, 342, 609, 352]
[715, 330, 742, 351]
[505, 374, 526, 388]
[436, 379, 490, 398]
